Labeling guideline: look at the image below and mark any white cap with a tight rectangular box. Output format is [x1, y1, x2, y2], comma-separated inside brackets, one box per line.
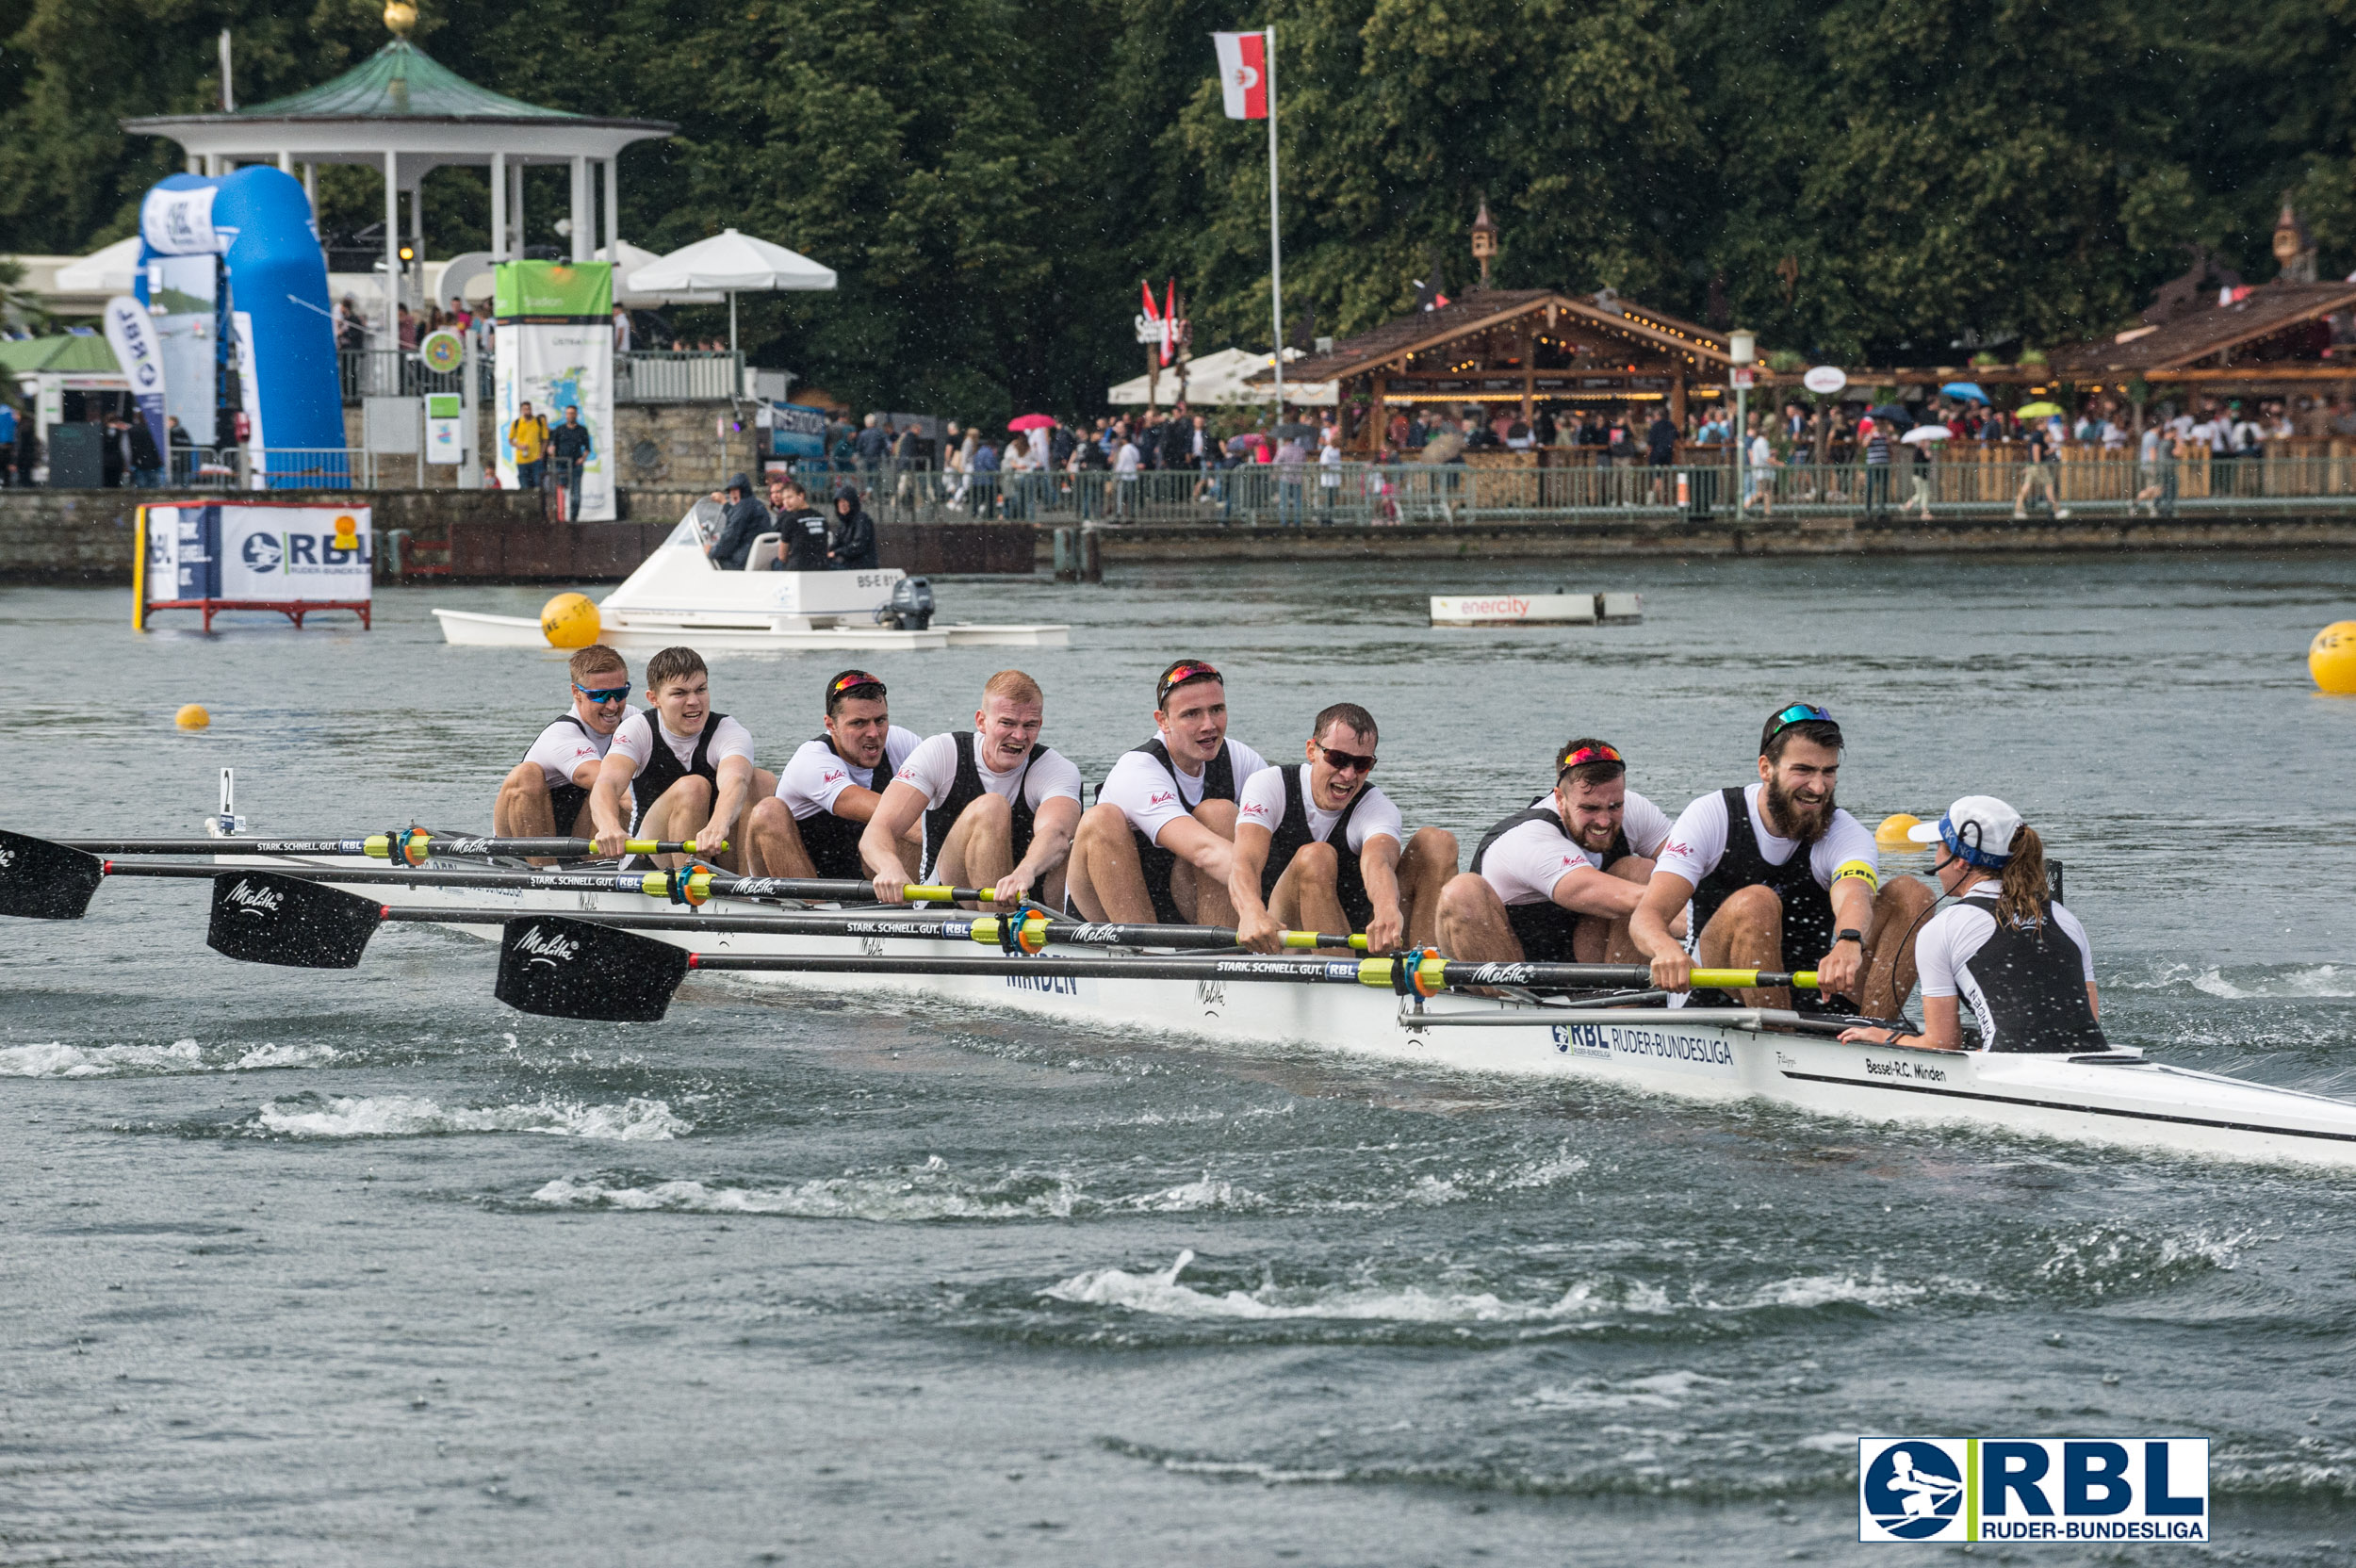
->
[1907, 795, 2023, 867]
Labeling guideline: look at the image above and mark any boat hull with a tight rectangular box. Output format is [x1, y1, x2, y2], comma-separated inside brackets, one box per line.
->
[431, 608, 1066, 651]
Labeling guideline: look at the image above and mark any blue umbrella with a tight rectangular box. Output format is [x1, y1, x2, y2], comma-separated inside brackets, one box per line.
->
[1940, 382, 1990, 404]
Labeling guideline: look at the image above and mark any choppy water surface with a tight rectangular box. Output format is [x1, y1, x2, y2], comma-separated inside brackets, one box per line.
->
[6, 553, 2356, 1565]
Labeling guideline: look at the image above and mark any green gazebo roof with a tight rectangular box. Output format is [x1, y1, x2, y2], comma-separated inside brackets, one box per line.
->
[238, 41, 579, 121]
[0, 335, 123, 375]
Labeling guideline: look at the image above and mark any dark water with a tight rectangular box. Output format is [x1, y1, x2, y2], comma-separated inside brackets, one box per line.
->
[6, 554, 2356, 1565]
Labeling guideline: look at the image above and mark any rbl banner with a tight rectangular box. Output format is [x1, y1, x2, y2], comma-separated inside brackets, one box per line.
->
[143, 503, 373, 605]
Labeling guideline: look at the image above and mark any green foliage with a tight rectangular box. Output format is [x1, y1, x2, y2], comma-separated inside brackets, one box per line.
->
[3, 0, 2351, 412]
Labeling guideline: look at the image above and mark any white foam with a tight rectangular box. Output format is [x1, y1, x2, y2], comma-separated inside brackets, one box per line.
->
[530, 1168, 1078, 1220]
[1518, 1370, 1727, 1411]
[2123, 962, 2356, 1000]
[0, 1037, 342, 1077]
[1040, 1250, 1667, 1324]
[1741, 1273, 1935, 1310]
[258, 1094, 687, 1140]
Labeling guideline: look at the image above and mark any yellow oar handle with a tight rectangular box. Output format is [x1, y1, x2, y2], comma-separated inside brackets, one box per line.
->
[904, 884, 1000, 903]
[1691, 968, 1819, 990]
[1280, 931, 1369, 950]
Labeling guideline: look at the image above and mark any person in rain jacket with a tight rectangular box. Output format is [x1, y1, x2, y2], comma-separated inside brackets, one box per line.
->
[827, 484, 878, 569]
[705, 473, 772, 570]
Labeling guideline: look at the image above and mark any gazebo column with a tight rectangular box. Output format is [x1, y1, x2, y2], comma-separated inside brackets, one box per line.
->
[489, 152, 507, 261]
[276, 151, 291, 173]
[383, 150, 400, 348]
[602, 158, 618, 258]
[569, 155, 590, 263]
[302, 162, 317, 214]
[510, 160, 526, 260]
[410, 176, 425, 310]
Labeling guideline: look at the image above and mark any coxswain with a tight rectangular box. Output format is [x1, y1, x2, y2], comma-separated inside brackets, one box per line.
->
[860, 669, 1084, 908]
[1629, 702, 1932, 1017]
[1228, 702, 1459, 953]
[1066, 659, 1268, 925]
[493, 645, 633, 845]
[588, 645, 773, 871]
[1435, 738, 1682, 964]
[744, 669, 924, 879]
[1840, 797, 2105, 1053]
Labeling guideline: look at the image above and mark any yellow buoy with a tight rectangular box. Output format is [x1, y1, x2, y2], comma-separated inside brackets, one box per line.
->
[174, 704, 210, 729]
[2311, 620, 2356, 695]
[540, 592, 600, 649]
[1875, 812, 1922, 850]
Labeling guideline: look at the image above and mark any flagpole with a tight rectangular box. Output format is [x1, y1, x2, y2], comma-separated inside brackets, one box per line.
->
[1265, 23, 1284, 416]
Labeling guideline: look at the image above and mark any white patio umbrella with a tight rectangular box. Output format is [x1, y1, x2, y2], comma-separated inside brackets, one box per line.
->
[53, 236, 144, 295]
[594, 242, 723, 307]
[1900, 425, 1952, 445]
[625, 229, 837, 352]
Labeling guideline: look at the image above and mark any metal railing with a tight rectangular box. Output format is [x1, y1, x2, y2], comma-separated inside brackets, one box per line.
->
[336, 348, 744, 404]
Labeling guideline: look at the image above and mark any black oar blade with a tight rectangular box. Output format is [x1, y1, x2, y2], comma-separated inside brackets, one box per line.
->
[495, 916, 689, 1023]
[0, 830, 105, 919]
[206, 872, 383, 968]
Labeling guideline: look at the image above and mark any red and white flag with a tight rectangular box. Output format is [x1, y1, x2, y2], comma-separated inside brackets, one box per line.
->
[1213, 31, 1268, 120]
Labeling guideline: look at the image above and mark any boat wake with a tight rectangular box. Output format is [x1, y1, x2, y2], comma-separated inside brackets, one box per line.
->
[1, 1037, 341, 1077]
[253, 1093, 688, 1140]
[2120, 961, 2356, 1000]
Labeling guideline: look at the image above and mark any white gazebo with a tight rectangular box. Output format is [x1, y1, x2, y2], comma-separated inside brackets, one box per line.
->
[121, 7, 673, 341]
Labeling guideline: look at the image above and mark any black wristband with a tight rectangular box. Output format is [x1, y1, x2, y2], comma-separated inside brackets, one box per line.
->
[1836, 928, 1864, 946]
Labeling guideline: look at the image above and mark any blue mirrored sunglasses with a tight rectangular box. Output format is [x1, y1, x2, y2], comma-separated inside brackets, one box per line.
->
[574, 682, 631, 703]
[1764, 702, 1836, 742]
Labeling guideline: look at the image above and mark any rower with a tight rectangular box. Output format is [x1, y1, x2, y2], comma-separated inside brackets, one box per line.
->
[588, 645, 774, 871]
[1630, 702, 1932, 1017]
[860, 669, 1083, 908]
[744, 669, 924, 878]
[494, 645, 632, 842]
[1066, 658, 1268, 925]
[1436, 738, 1681, 963]
[1229, 702, 1458, 954]
[1841, 796, 2105, 1054]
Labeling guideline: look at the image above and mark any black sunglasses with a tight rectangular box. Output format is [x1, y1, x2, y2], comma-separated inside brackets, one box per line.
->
[1317, 742, 1377, 776]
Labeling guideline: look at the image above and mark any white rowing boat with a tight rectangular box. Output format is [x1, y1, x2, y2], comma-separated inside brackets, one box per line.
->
[215, 843, 2356, 1170]
[433, 506, 1068, 652]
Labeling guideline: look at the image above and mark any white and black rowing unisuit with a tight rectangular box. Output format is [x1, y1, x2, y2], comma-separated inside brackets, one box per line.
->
[630, 711, 730, 831]
[1934, 890, 2106, 1054]
[1470, 796, 1629, 963]
[796, 734, 891, 880]
[1689, 784, 1836, 1013]
[1260, 765, 1375, 929]
[1100, 736, 1237, 924]
[541, 713, 598, 831]
[923, 730, 1045, 882]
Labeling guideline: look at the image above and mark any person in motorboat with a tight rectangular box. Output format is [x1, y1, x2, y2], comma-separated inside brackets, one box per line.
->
[860, 669, 1085, 909]
[767, 476, 831, 571]
[494, 645, 634, 843]
[1065, 659, 1268, 925]
[1229, 702, 1459, 955]
[589, 645, 773, 871]
[744, 670, 924, 879]
[1435, 738, 1682, 963]
[703, 474, 771, 570]
[827, 484, 879, 570]
[1630, 702, 1933, 1017]
[1839, 796, 2104, 1054]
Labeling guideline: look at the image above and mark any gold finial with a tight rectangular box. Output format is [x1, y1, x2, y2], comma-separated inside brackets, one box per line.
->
[384, 1, 417, 38]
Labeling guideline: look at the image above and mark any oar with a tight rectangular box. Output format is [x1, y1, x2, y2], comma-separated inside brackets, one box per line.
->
[484, 915, 1819, 1023]
[190, 872, 1365, 969]
[57, 831, 719, 863]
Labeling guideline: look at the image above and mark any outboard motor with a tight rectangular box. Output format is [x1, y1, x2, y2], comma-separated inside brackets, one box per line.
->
[878, 576, 935, 631]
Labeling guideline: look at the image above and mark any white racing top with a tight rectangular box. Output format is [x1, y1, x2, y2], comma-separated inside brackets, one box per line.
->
[893, 731, 1085, 812]
[1099, 737, 1270, 844]
[1653, 781, 1878, 891]
[1481, 790, 1674, 906]
[1236, 764, 1403, 853]
[777, 726, 924, 819]
[608, 710, 758, 776]
[524, 709, 630, 788]
[1917, 894, 2096, 1049]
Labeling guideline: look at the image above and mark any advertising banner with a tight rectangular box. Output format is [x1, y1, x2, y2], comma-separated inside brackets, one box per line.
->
[494, 261, 614, 520]
[426, 393, 465, 464]
[101, 296, 169, 461]
[140, 503, 372, 613]
[139, 185, 221, 256]
[768, 401, 830, 459]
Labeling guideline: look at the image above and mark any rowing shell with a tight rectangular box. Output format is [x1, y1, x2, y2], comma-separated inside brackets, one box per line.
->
[229, 850, 2356, 1169]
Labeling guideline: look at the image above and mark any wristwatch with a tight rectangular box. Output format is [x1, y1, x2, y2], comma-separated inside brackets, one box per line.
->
[1835, 928, 1864, 946]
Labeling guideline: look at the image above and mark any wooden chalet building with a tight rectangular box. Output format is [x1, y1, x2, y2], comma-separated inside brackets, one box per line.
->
[1266, 289, 1740, 454]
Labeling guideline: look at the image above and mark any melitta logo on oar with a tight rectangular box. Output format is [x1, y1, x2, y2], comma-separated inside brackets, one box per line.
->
[222, 877, 286, 915]
[512, 924, 583, 967]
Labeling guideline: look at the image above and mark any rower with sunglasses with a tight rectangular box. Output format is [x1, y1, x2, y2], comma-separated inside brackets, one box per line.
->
[1631, 702, 1932, 1018]
[1436, 738, 1681, 964]
[1229, 702, 1460, 954]
[744, 670, 924, 879]
[1067, 659, 1268, 925]
[493, 645, 636, 846]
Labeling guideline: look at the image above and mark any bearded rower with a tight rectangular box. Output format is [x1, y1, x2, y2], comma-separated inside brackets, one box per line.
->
[589, 645, 774, 872]
[495, 645, 633, 841]
[860, 669, 1083, 908]
[1230, 702, 1458, 954]
[744, 669, 924, 879]
[1436, 738, 1681, 964]
[1066, 658, 1268, 925]
[1630, 702, 1931, 1017]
